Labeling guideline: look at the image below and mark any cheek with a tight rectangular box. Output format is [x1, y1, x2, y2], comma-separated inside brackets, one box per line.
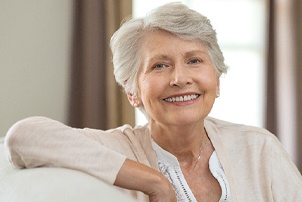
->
[137, 76, 154, 101]
[197, 71, 218, 90]
[139, 75, 166, 103]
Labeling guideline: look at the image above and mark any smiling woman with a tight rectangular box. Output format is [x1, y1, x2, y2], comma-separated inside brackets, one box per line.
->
[4, 2, 302, 202]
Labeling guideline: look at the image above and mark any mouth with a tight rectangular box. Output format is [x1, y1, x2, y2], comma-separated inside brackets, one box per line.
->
[163, 94, 200, 103]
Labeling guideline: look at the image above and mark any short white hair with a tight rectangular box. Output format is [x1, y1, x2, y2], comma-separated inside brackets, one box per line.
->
[110, 2, 228, 95]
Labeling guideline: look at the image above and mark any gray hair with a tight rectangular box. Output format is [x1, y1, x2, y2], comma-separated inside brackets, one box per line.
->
[110, 2, 228, 95]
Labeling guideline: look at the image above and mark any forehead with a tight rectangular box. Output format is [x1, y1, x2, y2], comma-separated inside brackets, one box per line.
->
[139, 29, 209, 59]
[141, 29, 204, 46]
[140, 29, 207, 51]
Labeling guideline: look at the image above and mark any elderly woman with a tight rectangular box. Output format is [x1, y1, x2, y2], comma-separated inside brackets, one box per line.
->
[4, 2, 302, 202]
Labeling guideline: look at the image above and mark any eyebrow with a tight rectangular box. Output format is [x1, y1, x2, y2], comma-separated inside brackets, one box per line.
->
[183, 50, 207, 57]
[145, 55, 170, 65]
[147, 50, 207, 61]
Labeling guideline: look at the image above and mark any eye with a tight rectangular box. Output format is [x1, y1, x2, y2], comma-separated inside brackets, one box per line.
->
[153, 63, 168, 70]
[188, 58, 202, 64]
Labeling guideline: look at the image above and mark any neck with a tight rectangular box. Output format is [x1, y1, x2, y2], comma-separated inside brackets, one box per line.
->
[149, 120, 209, 164]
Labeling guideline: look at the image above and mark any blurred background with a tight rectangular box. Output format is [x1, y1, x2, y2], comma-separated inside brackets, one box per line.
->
[1, 0, 301, 171]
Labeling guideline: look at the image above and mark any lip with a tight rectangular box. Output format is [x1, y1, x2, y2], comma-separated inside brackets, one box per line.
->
[163, 92, 201, 104]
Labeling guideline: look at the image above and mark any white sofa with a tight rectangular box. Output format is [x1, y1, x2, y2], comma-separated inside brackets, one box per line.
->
[0, 137, 136, 202]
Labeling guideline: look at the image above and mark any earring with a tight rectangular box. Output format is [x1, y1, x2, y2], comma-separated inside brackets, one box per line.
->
[133, 103, 138, 107]
[216, 93, 220, 98]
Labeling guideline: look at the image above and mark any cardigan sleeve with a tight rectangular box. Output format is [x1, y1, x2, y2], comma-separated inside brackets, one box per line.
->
[4, 116, 127, 185]
[270, 135, 302, 201]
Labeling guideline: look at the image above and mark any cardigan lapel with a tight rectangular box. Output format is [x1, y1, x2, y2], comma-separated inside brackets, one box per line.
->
[205, 118, 239, 202]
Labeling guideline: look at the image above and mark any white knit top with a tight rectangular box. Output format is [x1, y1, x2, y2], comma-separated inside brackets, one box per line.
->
[152, 140, 231, 202]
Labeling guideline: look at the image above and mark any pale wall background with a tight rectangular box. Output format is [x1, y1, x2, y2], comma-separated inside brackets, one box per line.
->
[0, 1, 72, 137]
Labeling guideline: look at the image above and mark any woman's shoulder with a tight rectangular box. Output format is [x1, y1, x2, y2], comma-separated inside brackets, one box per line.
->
[205, 116, 283, 164]
[205, 116, 276, 142]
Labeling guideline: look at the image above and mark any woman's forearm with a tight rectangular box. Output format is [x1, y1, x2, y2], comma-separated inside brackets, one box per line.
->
[4, 116, 126, 184]
[115, 158, 176, 202]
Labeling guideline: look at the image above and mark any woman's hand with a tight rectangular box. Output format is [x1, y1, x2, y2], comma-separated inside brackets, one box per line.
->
[114, 159, 177, 202]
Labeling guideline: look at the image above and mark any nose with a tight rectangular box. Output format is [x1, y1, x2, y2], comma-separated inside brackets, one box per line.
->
[169, 65, 192, 88]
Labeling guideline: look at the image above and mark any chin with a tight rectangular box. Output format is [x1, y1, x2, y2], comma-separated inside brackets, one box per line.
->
[169, 115, 204, 126]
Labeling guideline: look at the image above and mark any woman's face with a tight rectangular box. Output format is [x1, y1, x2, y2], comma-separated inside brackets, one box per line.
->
[133, 29, 219, 127]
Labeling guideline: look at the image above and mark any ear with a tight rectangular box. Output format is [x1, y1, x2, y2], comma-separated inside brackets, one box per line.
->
[127, 93, 141, 107]
[216, 78, 220, 97]
[127, 93, 135, 106]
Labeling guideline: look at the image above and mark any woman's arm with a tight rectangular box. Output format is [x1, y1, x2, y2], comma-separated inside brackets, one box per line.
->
[4, 116, 127, 184]
[4, 116, 176, 201]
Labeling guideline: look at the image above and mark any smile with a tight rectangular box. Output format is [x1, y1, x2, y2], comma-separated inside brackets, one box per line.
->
[163, 94, 200, 103]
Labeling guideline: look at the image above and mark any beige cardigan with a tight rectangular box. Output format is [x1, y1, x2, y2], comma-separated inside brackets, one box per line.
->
[4, 116, 302, 201]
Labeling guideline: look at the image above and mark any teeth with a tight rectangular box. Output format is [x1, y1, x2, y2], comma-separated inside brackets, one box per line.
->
[164, 94, 199, 102]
